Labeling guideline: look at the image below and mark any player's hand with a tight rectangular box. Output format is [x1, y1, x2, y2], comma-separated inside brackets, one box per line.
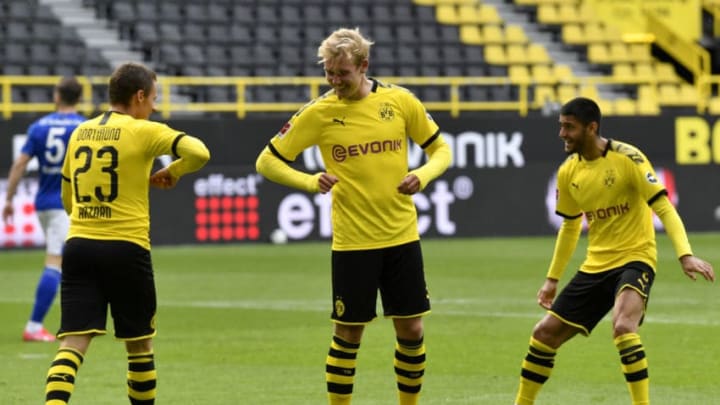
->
[2, 203, 13, 225]
[397, 174, 421, 195]
[149, 168, 179, 189]
[537, 278, 559, 310]
[318, 173, 338, 194]
[679, 255, 715, 282]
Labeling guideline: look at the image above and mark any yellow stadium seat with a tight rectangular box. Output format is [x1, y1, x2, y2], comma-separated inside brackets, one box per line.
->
[655, 63, 680, 83]
[707, 97, 720, 115]
[576, 3, 594, 22]
[587, 43, 610, 64]
[613, 98, 637, 115]
[531, 64, 556, 84]
[533, 85, 557, 108]
[678, 84, 699, 105]
[637, 85, 660, 115]
[612, 63, 634, 81]
[436, 4, 460, 24]
[478, 5, 503, 24]
[459, 24, 483, 45]
[537, 4, 559, 24]
[506, 44, 528, 64]
[527, 44, 551, 64]
[558, 84, 578, 102]
[596, 98, 615, 115]
[628, 44, 652, 62]
[608, 43, 629, 63]
[579, 84, 599, 100]
[558, 4, 580, 23]
[505, 25, 528, 44]
[658, 83, 680, 105]
[482, 24, 505, 44]
[583, 24, 606, 43]
[484, 44, 507, 64]
[457, 4, 479, 24]
[562, 24, 584, 45]
[434, 0, 477, 4]
[634, 63, 655, 82]
[509, 64, 531, 84]
[553, 64, 574, 82]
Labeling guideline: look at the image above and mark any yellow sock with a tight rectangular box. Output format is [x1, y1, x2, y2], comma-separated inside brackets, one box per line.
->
[395, 337, 425, 405]
[46, 348, 84, 405]
[615, 333, 649, 405]
[326, 336, 359, 405]
[514, 337, 556, 405]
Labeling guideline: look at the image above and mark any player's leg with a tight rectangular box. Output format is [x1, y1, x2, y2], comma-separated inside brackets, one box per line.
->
[327, 248, 381, 405]
[45, 335, 92, 405]
[46, 237, 107, 404]
[612, 263, 654, 405]
[125, 338, 156, 405]
[392, 317, 425, 405]
[515, 314, 579, 405]
[515, 270, 614, 405]
[104, 241, 157, 405]
[26, 210, 67, 342]
[380, 241, 429, 405]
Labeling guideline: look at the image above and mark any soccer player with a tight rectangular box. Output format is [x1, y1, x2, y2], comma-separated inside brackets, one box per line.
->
[514, 97, 715, 405]
[43, 63, 210, 405]
[2, 77, 85, 342]
[256, 27, 451, 405]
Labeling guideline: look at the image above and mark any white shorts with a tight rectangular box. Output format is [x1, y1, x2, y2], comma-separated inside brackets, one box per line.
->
[37, 209, 69, 256]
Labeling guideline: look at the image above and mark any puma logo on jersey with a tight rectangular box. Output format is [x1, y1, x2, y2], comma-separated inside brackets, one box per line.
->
[333, 118, 346, 126]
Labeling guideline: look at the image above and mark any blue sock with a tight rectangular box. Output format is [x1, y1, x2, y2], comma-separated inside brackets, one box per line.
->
[30, 267, 61, 323]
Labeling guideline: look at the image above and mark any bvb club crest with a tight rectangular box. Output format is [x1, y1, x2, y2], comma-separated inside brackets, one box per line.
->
[334, 298, 345, 317]
[378, 103, 394, 122]
[604, 169, 615, 187]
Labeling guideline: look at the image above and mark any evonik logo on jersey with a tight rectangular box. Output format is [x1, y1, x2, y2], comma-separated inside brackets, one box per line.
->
[301, 130, 526, 170]
[544, 168, 678, 231]
[331, 139, 403, 162]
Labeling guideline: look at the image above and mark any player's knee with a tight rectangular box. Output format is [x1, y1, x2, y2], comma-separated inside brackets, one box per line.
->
[394, 317, 424, 341]
[612, 317, 638, 337]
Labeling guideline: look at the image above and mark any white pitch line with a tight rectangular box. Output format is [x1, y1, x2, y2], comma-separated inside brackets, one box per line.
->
[1, 297, 717, 326]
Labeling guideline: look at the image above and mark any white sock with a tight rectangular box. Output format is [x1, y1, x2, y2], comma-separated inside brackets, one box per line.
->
[25, 321, 43, 333]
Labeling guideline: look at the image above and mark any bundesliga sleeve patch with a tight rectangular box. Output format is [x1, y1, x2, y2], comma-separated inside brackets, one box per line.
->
[276, 122, 292, 139]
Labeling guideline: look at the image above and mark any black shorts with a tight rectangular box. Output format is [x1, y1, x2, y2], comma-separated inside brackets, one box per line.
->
[331, 240, 430, 324]
[59, 237, 157, 340]
[550, 261, 655, 335]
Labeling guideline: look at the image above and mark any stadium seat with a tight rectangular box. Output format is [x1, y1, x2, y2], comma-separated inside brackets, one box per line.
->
[509, 65, 531, 84]
[613, 98, 637, 115]
[459, 25, 483, 45]
[533, 85, 557, 108]
[531, 64, 555, 84]
[484, 45, 507, 64]
[504, 25, 528, 44]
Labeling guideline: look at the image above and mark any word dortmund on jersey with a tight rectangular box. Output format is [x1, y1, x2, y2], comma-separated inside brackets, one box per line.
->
[555, 139, 667, 272]
[61, 111, 186, 250]
[270, 79, 443, 250]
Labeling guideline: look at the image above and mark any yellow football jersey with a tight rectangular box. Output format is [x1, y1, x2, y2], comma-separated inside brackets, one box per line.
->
[268, 80, 443, 250]
[62, 111, 191, 249]
[555, 139, 666, 272]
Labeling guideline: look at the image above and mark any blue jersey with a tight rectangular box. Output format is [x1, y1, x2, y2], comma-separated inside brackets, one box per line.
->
[22, 112, 85, 210]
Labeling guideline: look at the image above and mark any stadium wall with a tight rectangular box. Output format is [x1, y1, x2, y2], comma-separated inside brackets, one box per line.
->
[1, 113, 718, 247]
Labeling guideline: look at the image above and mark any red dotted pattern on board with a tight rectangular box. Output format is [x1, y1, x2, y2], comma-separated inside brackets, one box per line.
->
[2, 203, 36, 247]
[194, 196, 260, 242]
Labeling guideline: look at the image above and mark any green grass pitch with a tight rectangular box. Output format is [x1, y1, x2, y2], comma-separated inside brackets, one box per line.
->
[1, 233, 718, 404]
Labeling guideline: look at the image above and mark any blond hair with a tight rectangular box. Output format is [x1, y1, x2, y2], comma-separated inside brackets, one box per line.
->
[317, 27, 374, 66]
